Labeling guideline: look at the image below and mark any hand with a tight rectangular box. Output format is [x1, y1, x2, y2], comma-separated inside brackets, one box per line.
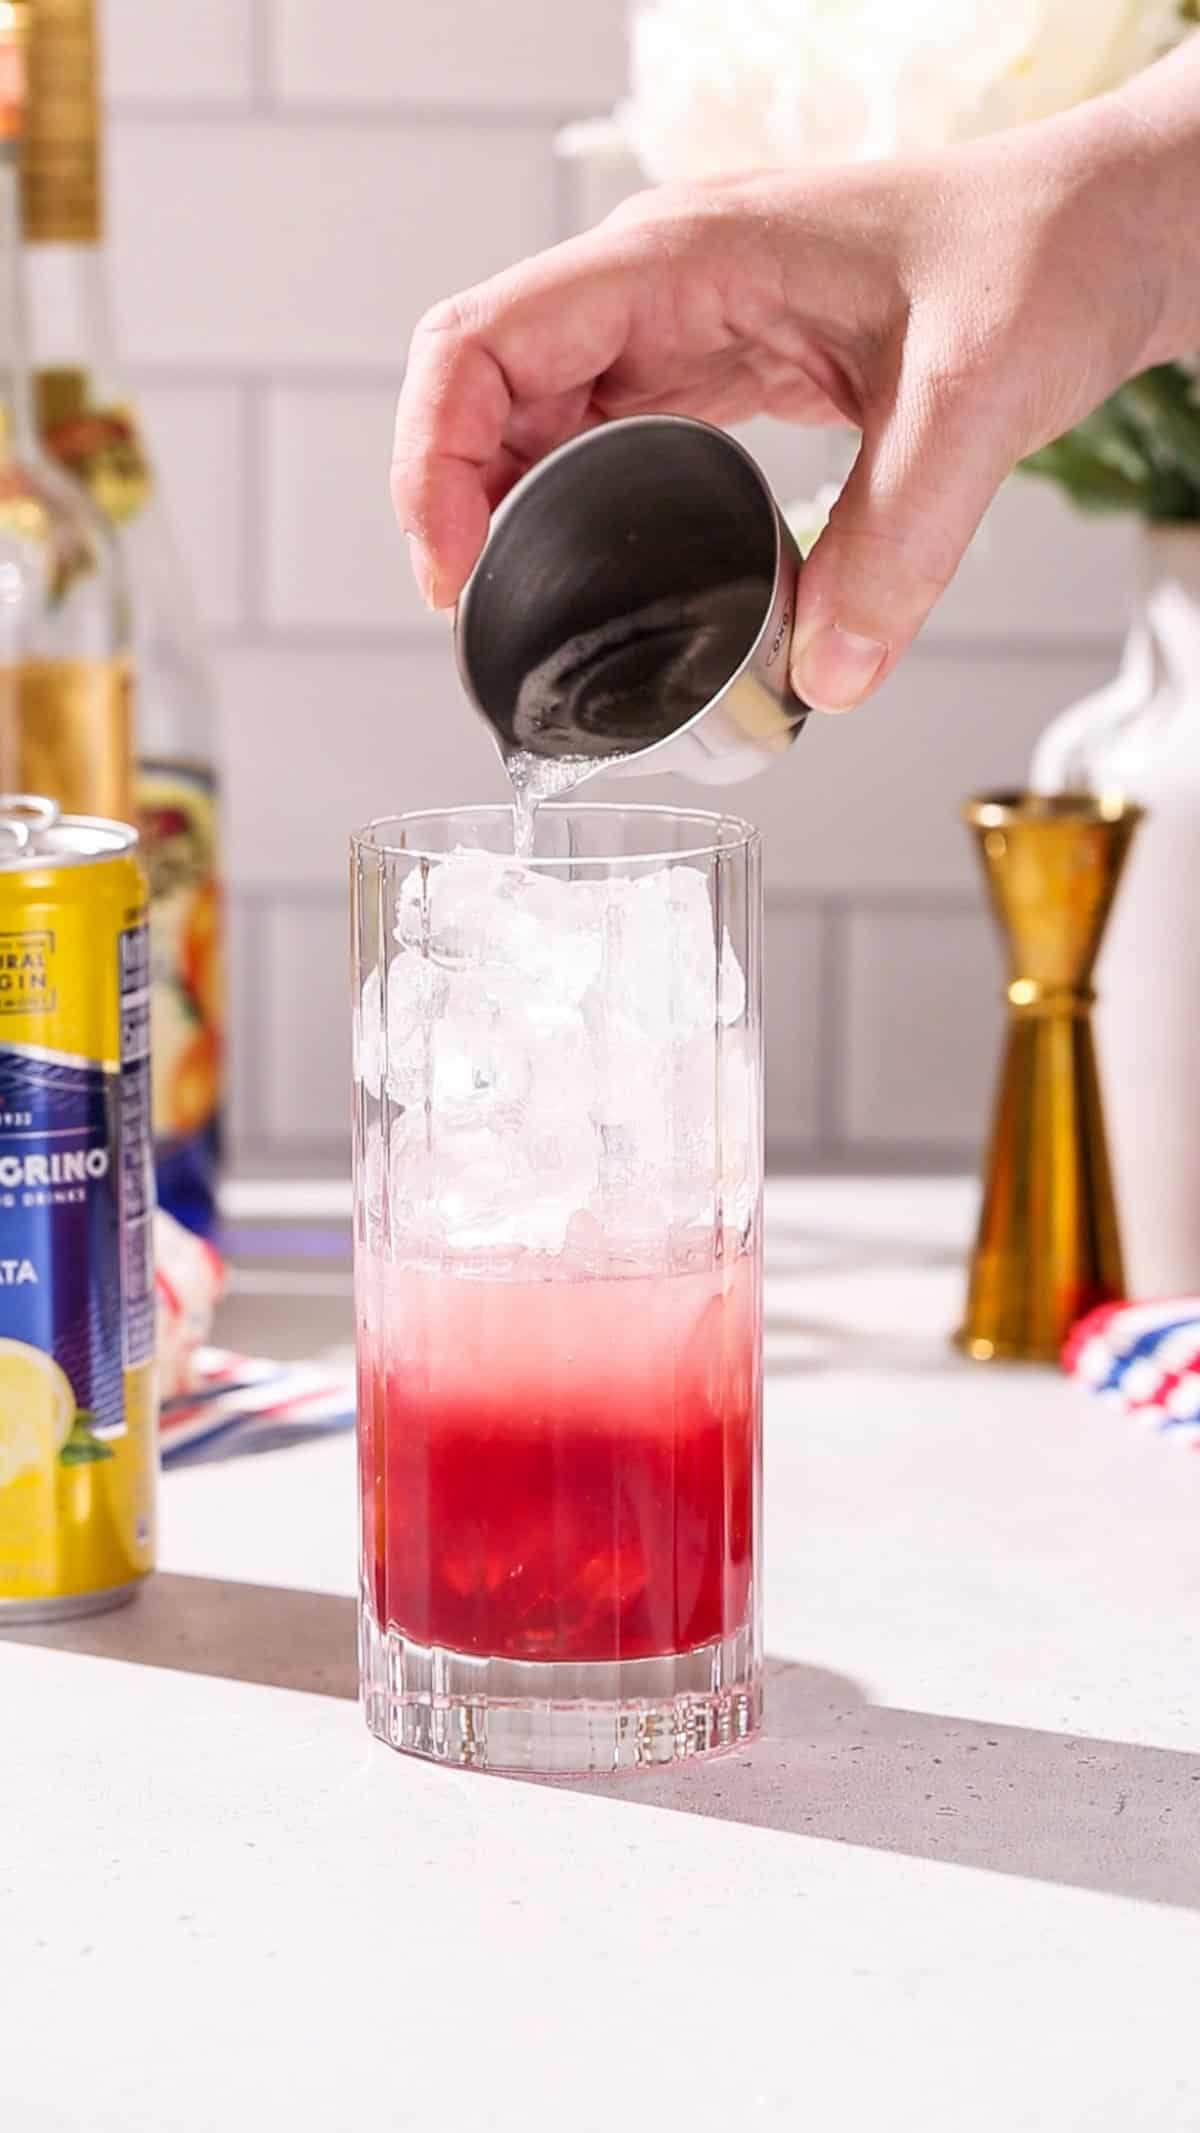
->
[392, 98, 1167, 712]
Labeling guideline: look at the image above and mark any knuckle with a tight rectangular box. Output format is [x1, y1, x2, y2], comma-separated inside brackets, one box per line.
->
[910, 338, 987, 421]
[912, 298, 1026, 430]
[413, 290, 481, 347]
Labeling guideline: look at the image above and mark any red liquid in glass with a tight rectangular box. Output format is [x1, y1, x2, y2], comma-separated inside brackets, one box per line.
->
[358, 1252, 759, 1664]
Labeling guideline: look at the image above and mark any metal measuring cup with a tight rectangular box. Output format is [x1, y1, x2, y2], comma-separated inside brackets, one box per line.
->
[454, 414, 809, 786]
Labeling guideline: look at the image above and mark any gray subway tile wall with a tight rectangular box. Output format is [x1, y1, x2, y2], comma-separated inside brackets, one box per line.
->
[101, 0, 1135, 1174]
[271, 0, 629, 112]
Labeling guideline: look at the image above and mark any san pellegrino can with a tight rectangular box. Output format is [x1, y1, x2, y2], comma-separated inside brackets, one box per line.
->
[0, 796, 156, 1619]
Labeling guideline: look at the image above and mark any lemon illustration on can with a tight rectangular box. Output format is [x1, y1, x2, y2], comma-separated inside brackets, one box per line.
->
[0, 1340, 77, 1487]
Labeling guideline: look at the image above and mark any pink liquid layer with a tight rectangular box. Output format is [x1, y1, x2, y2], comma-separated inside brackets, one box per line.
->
[358, 1251, 759, 1665]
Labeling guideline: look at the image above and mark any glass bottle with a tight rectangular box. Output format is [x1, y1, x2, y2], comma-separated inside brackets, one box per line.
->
[20, 0, 223, 1238]
[0, 0, 129, 815]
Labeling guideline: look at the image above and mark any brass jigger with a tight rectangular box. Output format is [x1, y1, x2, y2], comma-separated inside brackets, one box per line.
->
[955, 790, 1143, 1365]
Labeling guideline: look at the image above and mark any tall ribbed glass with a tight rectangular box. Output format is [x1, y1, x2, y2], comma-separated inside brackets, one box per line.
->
[351, 805, 763, 1774]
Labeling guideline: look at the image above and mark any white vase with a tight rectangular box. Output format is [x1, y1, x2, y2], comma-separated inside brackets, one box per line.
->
[1030, 526, 1200, 1296]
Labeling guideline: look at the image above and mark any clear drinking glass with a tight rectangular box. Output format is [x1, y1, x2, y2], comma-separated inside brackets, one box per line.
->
[351, 805, 763, 1774]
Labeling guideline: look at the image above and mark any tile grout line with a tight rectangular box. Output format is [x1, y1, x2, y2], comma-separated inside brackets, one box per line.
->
[108, 97, 589, 133]
[247, 0, 274, 111]
[223, 883, 984, 917]
[129, 364, 392, 392]
[239, 380, 268, 634]
[770, 887, 979, 919]
[205, 620, 1122, 662]
[209, 622, 456, 656]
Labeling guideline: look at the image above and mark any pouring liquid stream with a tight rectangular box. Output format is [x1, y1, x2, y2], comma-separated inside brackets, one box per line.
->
[507, 751, 602, 859]
[500, 578, 770, 855]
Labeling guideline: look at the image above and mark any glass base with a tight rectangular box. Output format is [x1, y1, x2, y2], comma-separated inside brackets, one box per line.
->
[360, 1598, 761, 1775]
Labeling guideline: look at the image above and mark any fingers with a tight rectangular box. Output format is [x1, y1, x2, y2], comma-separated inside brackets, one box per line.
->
[790, 384, 1017, 712]
[391, 316, 508, 607]
[392, 237, 638, 608]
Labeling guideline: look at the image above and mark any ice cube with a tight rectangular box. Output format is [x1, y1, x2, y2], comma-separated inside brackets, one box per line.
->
[389, 1112, 594, 1257]
[589, 865, 719, 1043]
[357, 1119, 388, 1254]
[371, 850, 751, 1257]
[516, 1113, 598, 1242]
[385, 972, 534, 1123]
[395, 852, 601, 1004]
[384, 948, 448, 1053]
[355, 954, 453, 1100]
[353, 970, 383, 1098]
[719, 928, 747, 1026]
[584, 1007, 667, 1130]
[394, 852, 510, 969]
[389, 1123, 529, 1250]
[596, 1023, 758, 1238]
[667, 1030, 718, 1151]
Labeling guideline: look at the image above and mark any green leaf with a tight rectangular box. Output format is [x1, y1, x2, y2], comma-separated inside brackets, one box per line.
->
[1018, 435, 1151, 514]
[1071, 399, 1155, 486]
[1018, 365, 1200, 522]
[1119, 365, 1200, 486]
[58, 1411, 115, 1466]
[59, 1439, 114, 1465]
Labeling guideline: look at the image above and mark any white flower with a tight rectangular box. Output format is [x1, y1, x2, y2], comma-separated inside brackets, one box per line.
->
[975, 0, 1186, 130]
[617, 0, 1189, 183]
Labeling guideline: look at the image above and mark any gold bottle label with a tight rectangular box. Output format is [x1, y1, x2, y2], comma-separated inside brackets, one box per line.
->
[135, 759, 224, 1150]
[5, 654, 133, 819]
[19, 0, 101, 243]
[35, 367, 152, 526]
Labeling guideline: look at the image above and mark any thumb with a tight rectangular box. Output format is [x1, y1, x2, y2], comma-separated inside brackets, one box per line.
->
[790, 395, 1014, 713]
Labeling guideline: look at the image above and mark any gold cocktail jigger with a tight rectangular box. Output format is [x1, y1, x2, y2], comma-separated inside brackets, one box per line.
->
[955, 790, 1143, 1365]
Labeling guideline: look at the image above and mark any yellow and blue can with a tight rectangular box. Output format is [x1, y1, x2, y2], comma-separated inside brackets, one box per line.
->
[0, 796, 156, 1620]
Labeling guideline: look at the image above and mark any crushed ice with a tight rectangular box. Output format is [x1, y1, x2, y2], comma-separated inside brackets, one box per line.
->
[355, 847, 754, 1253]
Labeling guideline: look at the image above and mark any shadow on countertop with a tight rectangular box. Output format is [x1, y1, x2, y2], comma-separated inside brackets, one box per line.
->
[2, 1572, 360, 1702]
[6, 1576, 1198, 1910]
[553, 1654, 1200, 1911]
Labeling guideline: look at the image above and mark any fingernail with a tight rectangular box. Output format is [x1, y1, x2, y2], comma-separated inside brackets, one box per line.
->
[793, 624, 887, 713]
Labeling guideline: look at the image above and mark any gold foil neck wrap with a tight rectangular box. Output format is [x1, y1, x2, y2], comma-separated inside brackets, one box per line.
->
[20, 0, 101, 242]
[3, 655, 133, 819]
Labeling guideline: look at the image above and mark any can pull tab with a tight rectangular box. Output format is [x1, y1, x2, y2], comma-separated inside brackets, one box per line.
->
[0, 794, 61, 852]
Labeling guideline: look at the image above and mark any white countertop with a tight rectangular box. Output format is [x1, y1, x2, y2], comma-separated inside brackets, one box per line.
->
[3, 1179, 1199, 2130]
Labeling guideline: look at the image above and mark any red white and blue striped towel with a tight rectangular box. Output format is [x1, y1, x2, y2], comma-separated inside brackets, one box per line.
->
[159, 1347, 356, 1468]
[1064, 1299, 1200, 1448]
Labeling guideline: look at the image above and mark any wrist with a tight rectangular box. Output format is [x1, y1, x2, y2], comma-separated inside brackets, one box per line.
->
[1061, 75, 1200, 371]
